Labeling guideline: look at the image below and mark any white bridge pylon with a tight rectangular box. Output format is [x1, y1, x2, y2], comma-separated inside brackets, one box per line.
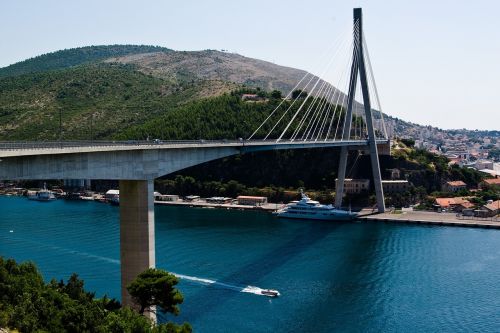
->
[249, 7, 386, 212]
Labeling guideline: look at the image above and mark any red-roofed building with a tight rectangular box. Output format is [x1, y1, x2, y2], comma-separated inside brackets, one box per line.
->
[443, 181, 467, 193]
[480, 178, 500, 190]
[435, 197, 474, 212]
[482, 200, 500, 217]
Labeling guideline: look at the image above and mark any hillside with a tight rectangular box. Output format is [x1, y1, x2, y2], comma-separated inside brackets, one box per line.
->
[105, 49, 309, 92]
[0, 45, 171, 78]
[1, 45, 494, 143]
[0, 45, 341, 141]
[0, 62, 240, 140]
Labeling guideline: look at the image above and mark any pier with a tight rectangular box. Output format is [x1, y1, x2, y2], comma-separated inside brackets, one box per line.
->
[358, 210, 500, 229]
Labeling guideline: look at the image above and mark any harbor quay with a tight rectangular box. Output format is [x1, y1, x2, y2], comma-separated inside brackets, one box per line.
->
[358, 210, 500, 229]
[4, 186, 499, 228]
[154, 198, 285, 212]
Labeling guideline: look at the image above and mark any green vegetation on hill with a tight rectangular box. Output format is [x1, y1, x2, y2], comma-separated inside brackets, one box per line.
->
[115, 91, 349, 141]
[0, 257, 191, 332]
[0, 63, 232, 140]
[0, 45, 171, 78]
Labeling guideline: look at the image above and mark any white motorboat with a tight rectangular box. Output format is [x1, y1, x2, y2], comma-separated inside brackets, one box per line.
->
[260, 289, 280, 297]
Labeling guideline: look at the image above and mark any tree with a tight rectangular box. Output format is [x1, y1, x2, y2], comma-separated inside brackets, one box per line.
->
[401, 138, 415, 148]
[291, 89, 307, 99]
[270, 90, 282, 99]
[127, 268, 184, 316]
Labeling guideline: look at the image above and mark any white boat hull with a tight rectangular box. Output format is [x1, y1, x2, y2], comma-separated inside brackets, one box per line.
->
[275, 211, 356, 221]
[275, 190, 357, 221]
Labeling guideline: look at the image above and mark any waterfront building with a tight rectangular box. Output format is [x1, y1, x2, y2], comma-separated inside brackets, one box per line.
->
[442, 181, 467, 193]
[155, 194, 179, 202]
[382, 180, 410, 194]
[237, 196, 268, 206]
[435, 197, 473, 212]
[481, 200, 500, 217]
[335, 178, 370, 194]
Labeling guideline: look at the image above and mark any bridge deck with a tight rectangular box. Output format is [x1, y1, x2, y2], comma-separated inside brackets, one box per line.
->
[0, 139, 388, 158]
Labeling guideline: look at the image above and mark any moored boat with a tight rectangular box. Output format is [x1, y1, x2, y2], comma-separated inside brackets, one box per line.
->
[274, 190, 357, 221]
[28, 184, 56, 202]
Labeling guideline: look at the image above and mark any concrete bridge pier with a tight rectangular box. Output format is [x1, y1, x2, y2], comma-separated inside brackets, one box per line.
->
[119, 179, 155, 318]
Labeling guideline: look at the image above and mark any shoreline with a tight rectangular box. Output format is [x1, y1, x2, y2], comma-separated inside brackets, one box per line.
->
[2, 194, 499, 229]
[154, 200, 284, 212]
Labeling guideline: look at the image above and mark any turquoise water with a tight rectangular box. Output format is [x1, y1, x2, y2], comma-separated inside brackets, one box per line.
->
[1, 196, 500, 332]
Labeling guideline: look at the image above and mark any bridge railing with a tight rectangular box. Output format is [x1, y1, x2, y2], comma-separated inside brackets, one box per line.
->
[0, 140, 243, 150]
[0, 138, 386, 151]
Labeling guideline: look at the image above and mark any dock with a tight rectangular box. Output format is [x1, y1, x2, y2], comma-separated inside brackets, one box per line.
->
[358, 210, 500, 229]
[154, 200, 284, 212]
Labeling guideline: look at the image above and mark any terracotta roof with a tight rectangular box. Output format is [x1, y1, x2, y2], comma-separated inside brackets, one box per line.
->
[484, 200, 500, 211]
[446, 181, 467, 187]
[435, 198, 455, 207]
[483, 178, 500, 185]
[435, 197, 472, 208]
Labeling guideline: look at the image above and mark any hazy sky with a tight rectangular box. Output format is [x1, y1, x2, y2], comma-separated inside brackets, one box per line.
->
[1, 0, 499, 130]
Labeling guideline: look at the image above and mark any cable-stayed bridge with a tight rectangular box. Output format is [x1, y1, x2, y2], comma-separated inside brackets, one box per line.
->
[0, 8, 388, 314]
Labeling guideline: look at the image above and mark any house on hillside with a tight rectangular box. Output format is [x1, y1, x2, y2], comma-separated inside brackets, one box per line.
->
[382, 180, 410, 194]
[442, 181, 467, 193]
[241, 94, 260, 101]
[435, 197, 474, 212]
[480, 178, 500, 190]
[335, 179, 370, 194]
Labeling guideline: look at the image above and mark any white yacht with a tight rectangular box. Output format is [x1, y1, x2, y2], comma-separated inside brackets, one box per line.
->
[28, 184, 56, 202]
[274, 190, 357, 221]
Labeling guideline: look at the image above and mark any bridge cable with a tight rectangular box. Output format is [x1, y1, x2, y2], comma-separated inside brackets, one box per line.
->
[316, 39, 354, 142]
[312, 37, 355, 141]
[339, 25, 360, 141]
[363, 34, 388, 139]
[324, 41, 355, 141]
[277, 20, 360, 141]
[278, 21, 359, 142]
[308, 36, 354, 142]
[292, 25, 354, 140]
[296, 73, 335, 140]
[252, 22, 353, 140]
[247, 72, 311, 140]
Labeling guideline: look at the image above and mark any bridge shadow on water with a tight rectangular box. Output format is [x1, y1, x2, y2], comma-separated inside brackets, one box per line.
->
[158, 219, 391, 332]
[157, 221, 342, 323]
[284, 222, 389, 333]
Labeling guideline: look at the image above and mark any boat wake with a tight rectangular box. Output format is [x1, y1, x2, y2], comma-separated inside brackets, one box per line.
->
[3, 233, 279, 297]
[172, 273, 279, 297]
